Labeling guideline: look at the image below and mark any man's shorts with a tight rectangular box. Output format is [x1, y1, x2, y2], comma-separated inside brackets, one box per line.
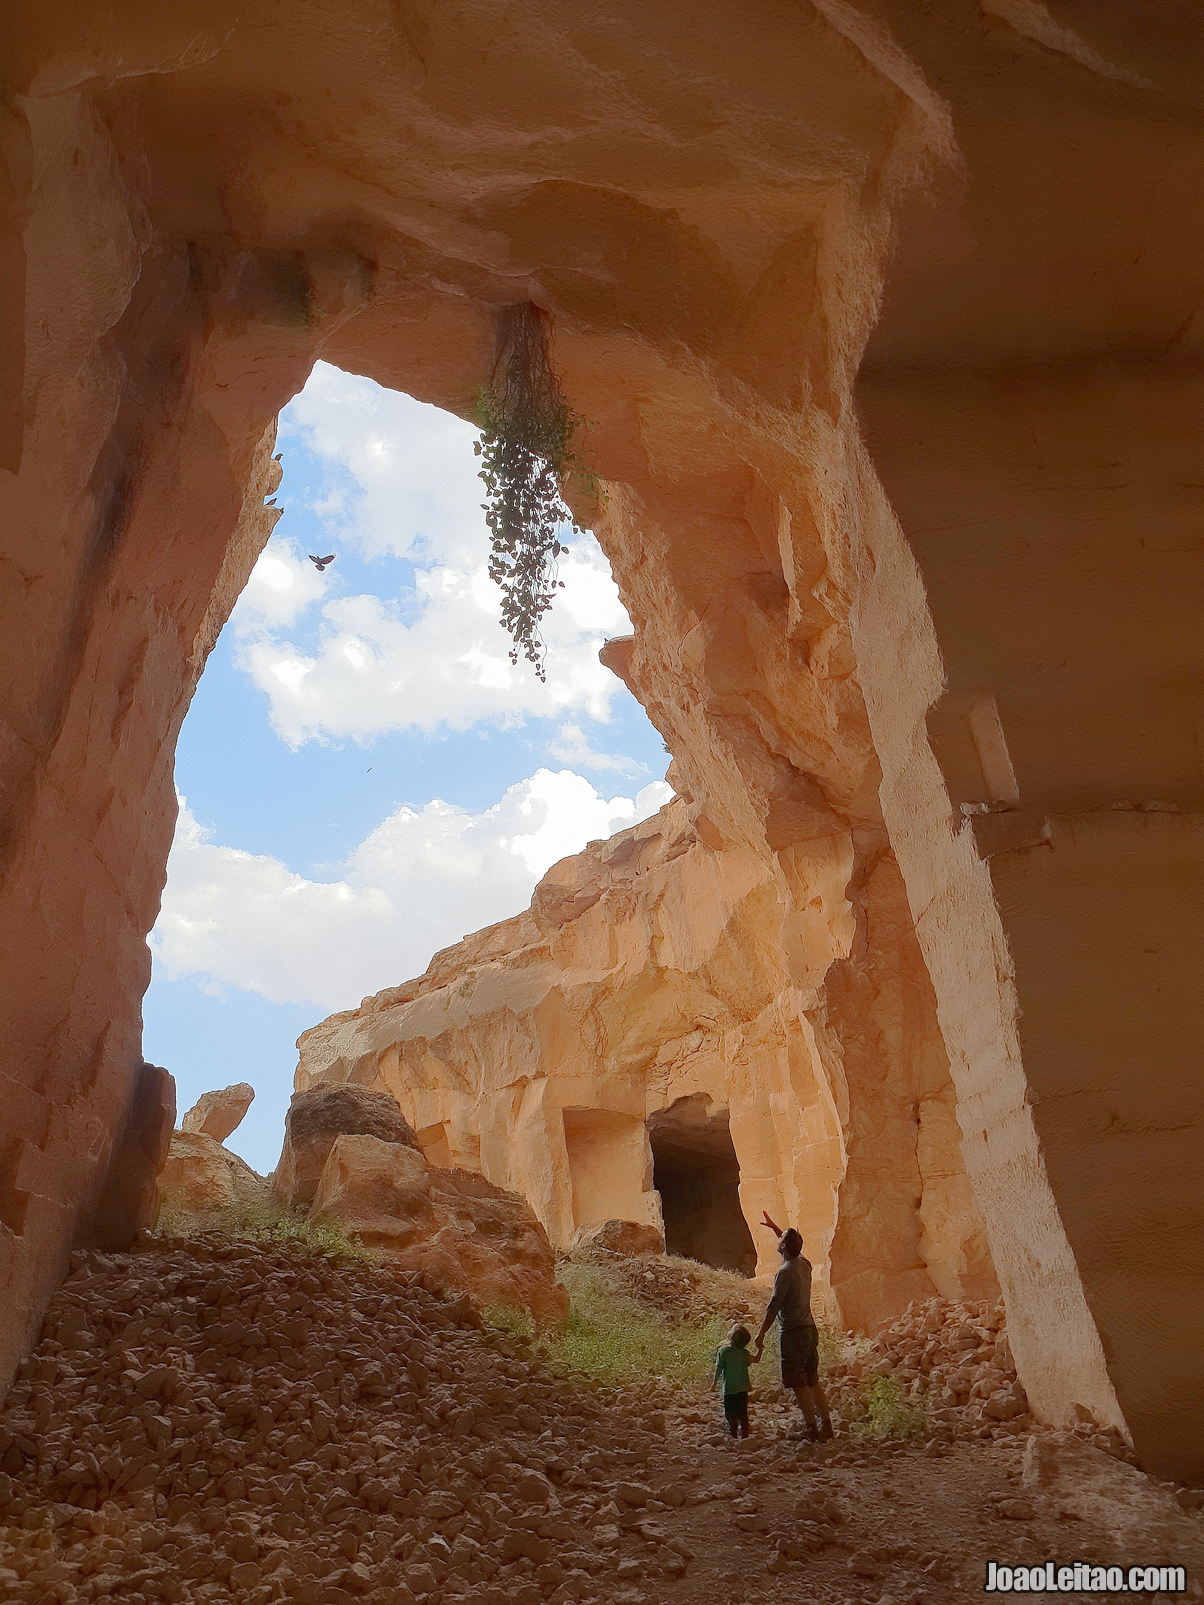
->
[780, 1321, 820, 1388]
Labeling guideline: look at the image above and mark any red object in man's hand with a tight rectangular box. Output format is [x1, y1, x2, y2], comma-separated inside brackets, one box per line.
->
[760, 1211, 782, 1236]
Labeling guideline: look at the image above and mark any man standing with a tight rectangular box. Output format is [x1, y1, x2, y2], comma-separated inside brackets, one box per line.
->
[752, 1226, 833, 1441]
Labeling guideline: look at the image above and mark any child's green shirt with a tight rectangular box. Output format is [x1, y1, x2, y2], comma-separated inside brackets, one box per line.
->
[713, 1343, 751, 1396]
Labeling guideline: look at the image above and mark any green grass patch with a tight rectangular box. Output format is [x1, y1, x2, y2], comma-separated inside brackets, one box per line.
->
[818, 1324, 846, 1371]
[484, 1261, 847, 1399]
[541, 1263, 739, 1390]
[842, 1373, 928, 1442]
[479, 1303, 537, 1343]
[154, 1198, 375, 1263]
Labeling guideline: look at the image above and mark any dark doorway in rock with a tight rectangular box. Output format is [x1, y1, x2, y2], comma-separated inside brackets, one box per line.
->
[648, 1094, 757, 1276]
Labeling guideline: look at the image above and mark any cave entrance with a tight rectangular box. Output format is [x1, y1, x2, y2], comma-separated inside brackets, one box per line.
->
[647, 1094, 757, 1276]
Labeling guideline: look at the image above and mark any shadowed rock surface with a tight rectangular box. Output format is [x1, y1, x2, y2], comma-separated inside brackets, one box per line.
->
[311, 1135, 567, 1327]
[1, 1239, 1200, 1605]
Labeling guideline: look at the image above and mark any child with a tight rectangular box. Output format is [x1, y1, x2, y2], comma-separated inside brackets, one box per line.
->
[713, 1324, 756, 1439]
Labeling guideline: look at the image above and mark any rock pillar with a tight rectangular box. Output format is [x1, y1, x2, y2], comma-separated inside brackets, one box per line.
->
[856, 363, 1204, 1479]
[0, 92, 324, 1391]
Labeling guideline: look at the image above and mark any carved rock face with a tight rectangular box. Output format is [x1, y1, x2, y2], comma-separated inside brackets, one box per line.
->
[7, 0, 1204, 1477]
[297, 800, 995, 1324]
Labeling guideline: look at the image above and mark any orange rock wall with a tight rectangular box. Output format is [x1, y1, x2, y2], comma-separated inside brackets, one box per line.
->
[6, 0, 1204, 1477]
[297, 799, 997, 1327]
[856, 365, 1204, 1480]
[0, 87, 304, 1381]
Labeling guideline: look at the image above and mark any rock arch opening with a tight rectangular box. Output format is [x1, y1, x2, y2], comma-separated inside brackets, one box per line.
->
[143, 361, 670, 1173]
[648, 1094, 756, 1277]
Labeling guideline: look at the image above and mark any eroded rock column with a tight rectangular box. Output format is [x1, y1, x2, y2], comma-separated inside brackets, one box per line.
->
[0, 90, 348, 1388]
[856, 363, 1204, 1479]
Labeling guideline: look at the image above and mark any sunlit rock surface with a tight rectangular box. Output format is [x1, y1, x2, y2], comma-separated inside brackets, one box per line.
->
[298, 796, 996, 1328]
[180, 1083, 255, 1144]
[158, 1131, 266, 1218]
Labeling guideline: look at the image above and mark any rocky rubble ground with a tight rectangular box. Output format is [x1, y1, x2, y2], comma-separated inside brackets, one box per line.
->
[159, 1084, 567, 1327]
[563, 1253, 1035, 1449]
[826, 1296, 1135, 1458]
[827, 1296, 1036, 1445]
[0, 1237, 673, 1605]
[565, 1248, 760, 1330]
[0, 1241, 1200, 1605]
[591, 1258, 1117, 1459]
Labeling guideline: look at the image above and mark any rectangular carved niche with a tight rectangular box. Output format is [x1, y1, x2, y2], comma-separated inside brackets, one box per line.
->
[562, 1108, 648, 1231]
[926, 690, 1020, 808]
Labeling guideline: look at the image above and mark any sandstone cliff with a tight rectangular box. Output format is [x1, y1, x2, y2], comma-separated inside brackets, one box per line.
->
[7, 0, 1204, 1479]
[297, 796, 996, 1330]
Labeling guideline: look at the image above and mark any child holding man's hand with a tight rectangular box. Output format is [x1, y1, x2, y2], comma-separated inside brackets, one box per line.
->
[713, 1324, 757, 1439]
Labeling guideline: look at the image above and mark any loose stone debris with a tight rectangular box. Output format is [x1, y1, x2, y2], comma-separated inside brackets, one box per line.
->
[0, 1241, 1200, 1605]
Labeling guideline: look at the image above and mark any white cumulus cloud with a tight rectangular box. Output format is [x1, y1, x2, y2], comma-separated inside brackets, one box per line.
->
[230, 536, 326, 632]
[152, 771, 673, 1013]
[546, 720, 647, 777]
[238, 543, 627, 747]
[233, 364, 632, 747]
[282, 362, 486, 567]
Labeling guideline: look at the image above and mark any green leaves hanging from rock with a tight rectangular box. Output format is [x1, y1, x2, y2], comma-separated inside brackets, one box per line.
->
[474, 304, 586, 682]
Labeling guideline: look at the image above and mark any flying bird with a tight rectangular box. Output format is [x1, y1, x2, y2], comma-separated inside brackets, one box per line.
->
[308, 553, 336, 572]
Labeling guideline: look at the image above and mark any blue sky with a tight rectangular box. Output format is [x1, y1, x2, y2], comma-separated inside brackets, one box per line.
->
[144, 364, 670, 1173]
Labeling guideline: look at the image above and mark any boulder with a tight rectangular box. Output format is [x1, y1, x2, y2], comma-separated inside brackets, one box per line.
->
[83, 1063, 177, 1249]
[158, 1131, 266, 1218]
[1019, 1431, 1192, 1543]
[273, 1084, 421, 1211]
[570, 1219, 666, 1259]
[180, 1082, 255, 1143]
[426, 1165, 569, 1328]
[310, 1135, 436, 1249]
[311, 1134, 567, 1327]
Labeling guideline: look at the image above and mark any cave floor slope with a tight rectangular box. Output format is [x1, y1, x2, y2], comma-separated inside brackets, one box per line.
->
[0, 1241, 1199, 1604]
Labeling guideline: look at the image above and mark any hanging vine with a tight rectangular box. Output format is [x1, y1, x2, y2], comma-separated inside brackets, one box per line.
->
[474, 303, 586, 681]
